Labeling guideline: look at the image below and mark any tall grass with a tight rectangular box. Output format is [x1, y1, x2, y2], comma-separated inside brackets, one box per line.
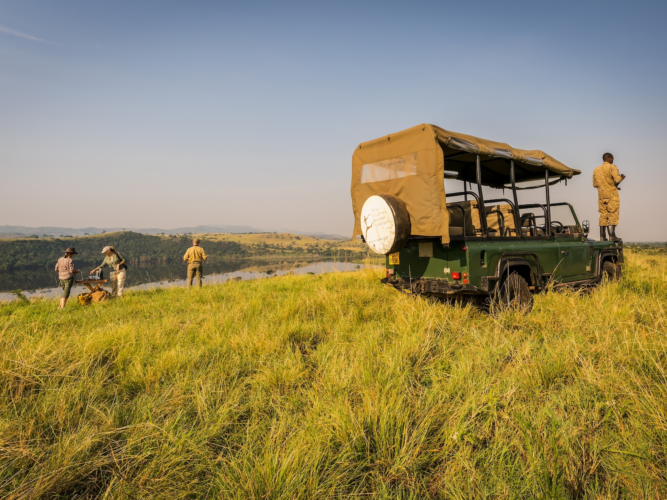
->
[1, 249, 666, 499]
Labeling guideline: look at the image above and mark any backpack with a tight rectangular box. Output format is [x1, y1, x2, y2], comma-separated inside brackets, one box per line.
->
[91, 290, 112, 303]
[78, 293, 92, 306]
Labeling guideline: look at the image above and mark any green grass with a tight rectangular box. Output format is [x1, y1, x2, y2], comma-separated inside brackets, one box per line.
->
[1, 249, 666, 499]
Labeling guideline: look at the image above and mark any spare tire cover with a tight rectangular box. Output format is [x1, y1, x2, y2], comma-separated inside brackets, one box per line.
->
[360, 194, 411, 255]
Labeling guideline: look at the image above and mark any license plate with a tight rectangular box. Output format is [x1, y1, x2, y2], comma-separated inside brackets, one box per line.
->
[389, 253, 400, 265]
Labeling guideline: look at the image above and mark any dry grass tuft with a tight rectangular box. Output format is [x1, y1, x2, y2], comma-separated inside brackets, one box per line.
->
[1, 249, 666, 498]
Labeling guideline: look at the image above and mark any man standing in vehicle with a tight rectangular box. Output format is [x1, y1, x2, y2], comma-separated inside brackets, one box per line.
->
[593, 153, 625, 241]
[183, 238, 207, 288]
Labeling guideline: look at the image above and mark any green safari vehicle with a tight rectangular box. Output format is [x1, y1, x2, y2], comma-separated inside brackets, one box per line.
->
[350, 124, 623, 311]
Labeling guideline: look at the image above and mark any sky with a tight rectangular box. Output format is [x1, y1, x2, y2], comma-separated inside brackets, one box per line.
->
[1, 0, 666, 240]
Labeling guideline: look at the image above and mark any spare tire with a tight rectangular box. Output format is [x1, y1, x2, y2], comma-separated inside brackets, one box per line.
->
[360, 194, 411, 255]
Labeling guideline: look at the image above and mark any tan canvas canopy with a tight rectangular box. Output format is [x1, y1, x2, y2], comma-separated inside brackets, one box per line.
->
[351, 124, 580, 244]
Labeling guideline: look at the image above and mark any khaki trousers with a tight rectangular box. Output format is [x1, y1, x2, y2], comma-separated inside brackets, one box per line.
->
[598, 197, 620, 226]
[110, 269, 127, 297]
[187, 262, 203, 288]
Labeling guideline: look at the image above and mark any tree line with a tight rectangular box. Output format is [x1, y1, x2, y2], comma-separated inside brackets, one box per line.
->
[0, 232, 248, 271]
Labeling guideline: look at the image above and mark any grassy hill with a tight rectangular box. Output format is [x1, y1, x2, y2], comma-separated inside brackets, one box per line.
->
[0, 231, 366, 271]
[200, 232, 365, 253]
[1, 249, 666, 498]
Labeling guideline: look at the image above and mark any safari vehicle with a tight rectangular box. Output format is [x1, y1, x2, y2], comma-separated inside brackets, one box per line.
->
[351, 124, 623, 311]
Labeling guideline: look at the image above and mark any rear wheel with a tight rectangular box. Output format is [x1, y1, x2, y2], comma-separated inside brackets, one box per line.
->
[493, 273, 533, 313]
[602, 260, 622, 281]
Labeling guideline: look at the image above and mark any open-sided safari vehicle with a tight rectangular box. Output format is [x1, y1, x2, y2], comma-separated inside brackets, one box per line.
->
[351, 124, 623, 312]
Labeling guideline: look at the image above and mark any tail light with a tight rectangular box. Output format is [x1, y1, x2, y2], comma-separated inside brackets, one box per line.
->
[462, 246, 467, 251]
[452, 272, 461, 280]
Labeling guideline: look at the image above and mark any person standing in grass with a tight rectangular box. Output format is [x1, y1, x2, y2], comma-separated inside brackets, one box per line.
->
[90, 246, 127, 297]
[55, 247, 80, 309]
[183, 238, 207, 288]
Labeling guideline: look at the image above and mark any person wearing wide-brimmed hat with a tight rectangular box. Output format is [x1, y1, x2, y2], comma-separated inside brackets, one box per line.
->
[55, 247, 81, 309]
[90, 246, 127, 297]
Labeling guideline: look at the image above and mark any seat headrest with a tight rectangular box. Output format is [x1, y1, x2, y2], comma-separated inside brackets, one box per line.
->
[521, 213, 535, 227]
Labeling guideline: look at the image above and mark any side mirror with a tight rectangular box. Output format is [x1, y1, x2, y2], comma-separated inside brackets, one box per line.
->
[582, 220, 590, 234]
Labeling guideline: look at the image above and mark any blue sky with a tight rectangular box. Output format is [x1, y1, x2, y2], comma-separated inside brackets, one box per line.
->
[1, 0, 665, 239]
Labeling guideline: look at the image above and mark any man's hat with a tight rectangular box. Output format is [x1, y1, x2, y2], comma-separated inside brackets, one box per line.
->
[64, 247, 78, 254]
[101, 246, 114, 253]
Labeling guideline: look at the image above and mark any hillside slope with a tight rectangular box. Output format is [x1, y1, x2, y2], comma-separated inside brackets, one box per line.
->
[0, 231, 365, 271]
[1, 249, 666, 498]
[201, 232, 365, 252]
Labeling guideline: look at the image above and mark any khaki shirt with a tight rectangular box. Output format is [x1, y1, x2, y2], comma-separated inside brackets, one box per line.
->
[183, 246, 207, 263]
[99, 251, 127, 271]
[55, 256, 75, 279]
[593, 163, 622, 199]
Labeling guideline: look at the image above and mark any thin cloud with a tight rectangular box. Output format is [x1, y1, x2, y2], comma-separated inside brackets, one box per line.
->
[0, 25, 45, 42]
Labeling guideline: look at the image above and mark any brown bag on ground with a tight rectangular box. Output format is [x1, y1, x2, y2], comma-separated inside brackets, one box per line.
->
[91, 290, 112, 303]
[78, 293, 92, 306]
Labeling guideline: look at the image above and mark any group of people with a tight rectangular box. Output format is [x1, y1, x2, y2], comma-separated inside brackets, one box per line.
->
[54, 246, 127, 309]
[54, 238, 207, 309]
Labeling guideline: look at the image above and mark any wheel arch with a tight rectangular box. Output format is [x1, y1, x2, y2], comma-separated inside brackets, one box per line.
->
[496, 256, 538, 288]
[596, 248, 621, 277]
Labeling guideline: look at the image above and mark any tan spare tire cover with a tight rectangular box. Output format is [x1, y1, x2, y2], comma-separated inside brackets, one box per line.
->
[360, 194, 411, 255]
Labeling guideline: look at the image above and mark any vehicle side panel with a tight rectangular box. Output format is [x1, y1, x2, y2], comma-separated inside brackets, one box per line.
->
[386, 237, 622, 293]
[556, 237, 592, 279]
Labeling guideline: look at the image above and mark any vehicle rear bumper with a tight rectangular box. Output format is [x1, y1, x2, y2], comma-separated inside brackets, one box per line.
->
[381, 277, 481, 295]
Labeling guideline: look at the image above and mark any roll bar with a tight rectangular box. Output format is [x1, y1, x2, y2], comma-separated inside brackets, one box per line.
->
[445, 158, 556, 239]
[484, 198, 521, 235]
[476, 155, 488, 237]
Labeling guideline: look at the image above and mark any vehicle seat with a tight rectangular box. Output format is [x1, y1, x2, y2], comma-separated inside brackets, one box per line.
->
[448, 201, 517, 237]
[485, 204, 517, 237]
[447, 201, 477, 237]
[521, 213, 536, 236]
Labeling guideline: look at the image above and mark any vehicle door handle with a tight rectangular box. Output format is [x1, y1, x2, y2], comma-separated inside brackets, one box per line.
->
[561, 250, 569, 256]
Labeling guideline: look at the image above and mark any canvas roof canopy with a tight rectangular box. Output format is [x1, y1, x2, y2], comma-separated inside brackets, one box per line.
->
[351, 124, 580, 244]
[433, 126, 580, 187]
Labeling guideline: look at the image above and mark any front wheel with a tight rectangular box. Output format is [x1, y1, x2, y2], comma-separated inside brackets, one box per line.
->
[492, 273, 533, 314]
[602, 260, 622, 281]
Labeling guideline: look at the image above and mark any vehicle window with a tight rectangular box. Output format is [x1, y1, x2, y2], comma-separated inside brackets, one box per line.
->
[519, 205, 579, 234]
[519, 208, 546, 228]
[361, 153, 418, 184]
[550, 205, 577, 228]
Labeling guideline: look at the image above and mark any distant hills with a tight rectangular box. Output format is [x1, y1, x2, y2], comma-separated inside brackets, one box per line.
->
[0, 225, 346, 240]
